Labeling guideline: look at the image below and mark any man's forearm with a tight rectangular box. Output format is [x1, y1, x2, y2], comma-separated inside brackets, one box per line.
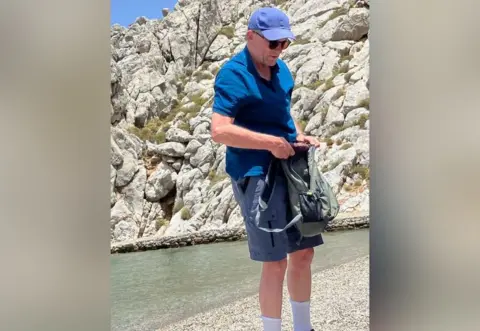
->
[293, 119, 304, 136]
[211, 123, 278, 151]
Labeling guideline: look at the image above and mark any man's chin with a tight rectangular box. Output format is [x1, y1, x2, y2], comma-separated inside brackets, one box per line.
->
[267, 58, 278, 66]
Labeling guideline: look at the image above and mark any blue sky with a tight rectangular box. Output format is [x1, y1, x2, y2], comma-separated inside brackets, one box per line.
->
[111, 0, 179, 26]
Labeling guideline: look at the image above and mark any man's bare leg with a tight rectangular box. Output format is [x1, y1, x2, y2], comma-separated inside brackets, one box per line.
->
[287, 248, 315, 331]
[259, 259, 288, 330]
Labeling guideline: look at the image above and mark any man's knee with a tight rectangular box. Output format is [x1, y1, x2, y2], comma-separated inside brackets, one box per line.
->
[262, 259, 288, 278]
[289, 248, 314, 270]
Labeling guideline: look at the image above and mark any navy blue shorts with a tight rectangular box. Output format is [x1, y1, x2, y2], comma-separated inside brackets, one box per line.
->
[231, 174, 323, 262]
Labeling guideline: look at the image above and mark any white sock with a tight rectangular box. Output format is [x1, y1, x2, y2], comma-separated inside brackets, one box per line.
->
[290, 299, 312, 331]
[261, 316, 282, 331]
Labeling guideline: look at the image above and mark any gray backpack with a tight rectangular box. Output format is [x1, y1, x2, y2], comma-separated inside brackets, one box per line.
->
[255, 144, 340, 239]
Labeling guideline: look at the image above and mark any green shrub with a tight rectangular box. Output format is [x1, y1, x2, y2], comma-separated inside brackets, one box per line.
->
[347, 165, 370, 180]
[327, 123, 346, 137]
[178, 121, 190, 132]
[332, 63, 349, 76]
[305, 79, 324, 90]
[190, 93, 208, 106]
[357, 97, 370, 109]
[208, 169, 228, 186]
[128, 118, 166, 144]
[339, 54, 353, 62]
[180, 207, 191, 220]
[173, 201, 184, 213]
[219, 26, 235, 39]
[184, 103, 201, 116]
[322, 78, 334, 91]
[274, 0, 288, 7]
[128, 91, 209, 144]
[357, 114, 369, 129]
[294, 38, 310, 45]
[193, 71, 213, 82]
[155, 218, 169, 230]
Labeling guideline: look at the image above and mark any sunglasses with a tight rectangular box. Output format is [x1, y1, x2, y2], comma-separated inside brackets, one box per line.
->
[253, 30, 291, 50]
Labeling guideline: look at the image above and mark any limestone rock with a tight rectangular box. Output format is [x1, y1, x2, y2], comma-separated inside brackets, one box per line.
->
[166, 127, 193, 143]
[342, 80, 369, 115]
[109, 0, 371, 245]
[345, 107, 369, 127]
[111, 199, 139, 243]
[305, 110, 325, 134]
[325, 105, 345, 127]
[163, 211, 196, 237]
[314, 16, 344, 43]
[190, 141, 215, 168]
[143, 202, 165, 237]
[331, 8, 369, 41]
[114, 151, 138, 187]
[295, 52, 326, 86]
[147, 141, 186, 157]
[110, 165, 117, 207]
[184, 139, 203, 159]
[119, 166, 146, 218]
[350, 39, 369, 68]
[292, 0, 344, 25]
[145, 162, 178, 202]
[206, 35, 232, 61]
[291, 87, 319, 120]
[338, 188, 369, 212]
[111, 136, 124, 167]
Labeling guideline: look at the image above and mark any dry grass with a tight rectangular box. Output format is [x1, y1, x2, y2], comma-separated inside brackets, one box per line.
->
[127, 118, 167, 144]
[322, 78, 334, 91]
[208, 169, 228, 186]
[329, 7, 348, 20]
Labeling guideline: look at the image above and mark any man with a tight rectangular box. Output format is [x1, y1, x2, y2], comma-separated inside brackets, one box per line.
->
[210, 7, 323, 331]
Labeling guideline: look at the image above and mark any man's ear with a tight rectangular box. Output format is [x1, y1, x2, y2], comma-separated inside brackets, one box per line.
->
[246, 30, 255, 41]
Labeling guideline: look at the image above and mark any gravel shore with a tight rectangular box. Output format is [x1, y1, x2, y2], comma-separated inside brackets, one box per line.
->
[157, 255, 369, 331]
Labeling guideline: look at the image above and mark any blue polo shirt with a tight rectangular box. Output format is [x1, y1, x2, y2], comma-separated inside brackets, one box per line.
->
[212, 47, 298, 181]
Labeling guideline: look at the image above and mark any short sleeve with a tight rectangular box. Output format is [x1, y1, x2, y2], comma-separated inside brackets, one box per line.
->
[212, 67, 248, 118]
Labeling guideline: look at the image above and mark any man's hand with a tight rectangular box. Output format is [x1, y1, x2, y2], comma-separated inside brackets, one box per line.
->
[268, 137, 295, 159]
[296, 133, 322, 147]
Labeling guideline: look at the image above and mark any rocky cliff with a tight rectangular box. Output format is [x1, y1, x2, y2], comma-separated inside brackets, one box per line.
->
[110, 0, 370, 246]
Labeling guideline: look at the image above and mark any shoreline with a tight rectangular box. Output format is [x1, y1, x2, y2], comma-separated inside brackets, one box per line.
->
[111, 213, 369, 254]
[156, 254, 369, 331]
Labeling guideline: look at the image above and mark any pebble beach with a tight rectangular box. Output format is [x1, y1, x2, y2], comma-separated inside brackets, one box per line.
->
[157, 255, 369, 331]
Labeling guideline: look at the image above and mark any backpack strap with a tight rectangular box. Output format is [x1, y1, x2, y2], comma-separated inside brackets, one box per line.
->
[254, 156, 304, 233]
[254, 208, 303, 233]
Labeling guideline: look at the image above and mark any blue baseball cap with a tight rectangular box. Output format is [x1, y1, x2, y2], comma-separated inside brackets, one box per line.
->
[248, 7, 296, 41]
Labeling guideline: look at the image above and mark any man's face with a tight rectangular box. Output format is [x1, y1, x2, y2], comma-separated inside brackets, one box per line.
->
[248, 30, 290, 67]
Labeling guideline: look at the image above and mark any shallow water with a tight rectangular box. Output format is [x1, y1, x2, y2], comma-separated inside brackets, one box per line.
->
[111, 228, 369, 331]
